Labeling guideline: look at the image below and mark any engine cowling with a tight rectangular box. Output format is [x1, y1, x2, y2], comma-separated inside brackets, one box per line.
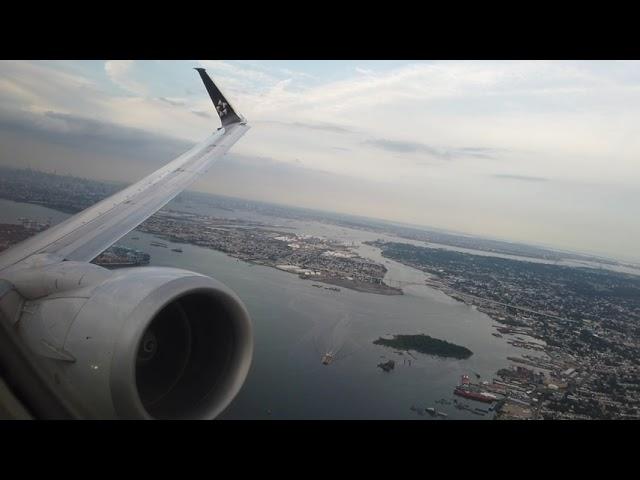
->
[11, 265, 253, 419]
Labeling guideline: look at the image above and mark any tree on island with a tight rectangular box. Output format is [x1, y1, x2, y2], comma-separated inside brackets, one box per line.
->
[373, 334, 473, 360]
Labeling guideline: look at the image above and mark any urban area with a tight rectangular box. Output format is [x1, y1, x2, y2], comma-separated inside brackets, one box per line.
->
[1, 166, 639, 420]
[370, 240, 640, 419]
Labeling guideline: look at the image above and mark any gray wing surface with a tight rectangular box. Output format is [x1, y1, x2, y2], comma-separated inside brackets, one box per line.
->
[0, 70, 249, 272]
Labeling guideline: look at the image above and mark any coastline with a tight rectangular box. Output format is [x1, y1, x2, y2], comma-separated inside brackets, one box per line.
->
[141, 231, 404, 297]
[303, 274, 403, 296]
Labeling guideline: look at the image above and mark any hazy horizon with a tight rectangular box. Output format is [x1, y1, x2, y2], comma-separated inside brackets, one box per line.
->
[1, 60, 639, 262]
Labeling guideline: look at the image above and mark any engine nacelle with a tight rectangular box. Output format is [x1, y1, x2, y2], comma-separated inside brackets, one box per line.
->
[11, 265, 253, 419]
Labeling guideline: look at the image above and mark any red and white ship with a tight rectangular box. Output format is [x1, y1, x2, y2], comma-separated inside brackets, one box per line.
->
[454, 375, 497, 403]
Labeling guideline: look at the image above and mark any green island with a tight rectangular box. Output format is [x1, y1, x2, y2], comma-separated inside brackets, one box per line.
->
[373, 334, 473, 359]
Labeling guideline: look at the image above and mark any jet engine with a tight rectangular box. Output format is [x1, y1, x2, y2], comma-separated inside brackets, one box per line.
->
[3, 263, 253, 419]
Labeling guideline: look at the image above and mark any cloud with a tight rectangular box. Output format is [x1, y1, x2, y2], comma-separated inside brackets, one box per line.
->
[277, 67, 314, 80]
[157, 97, 186, 107]
[190, 109, 213, 119]
[201, 61, 317, 89]
[355, 67, 375, 75]
[0, 61, 99, 113]
[2, 60, 640, 260]
[197, 60, 278, 95]
[0, 61, 212, 143]
[104, 60, 147, 95]
[364, 138, 441, 155]
[256, 119, 356, 134]
[199, 61, 275, 84]
[190, 152, 400, 211]
[0, 107, 193, 163]
[493, 174, 549, 182]
[456, 147, 503, 159]
[363, 138, 501, 160]
[289, 121, 356, 134]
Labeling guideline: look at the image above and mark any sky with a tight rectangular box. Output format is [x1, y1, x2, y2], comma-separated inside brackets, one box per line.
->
[0, 60, 638, 262]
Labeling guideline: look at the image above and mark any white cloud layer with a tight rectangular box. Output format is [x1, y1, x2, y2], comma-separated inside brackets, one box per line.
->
[0, 60, 639, 261]
[104, 60, 148, 95]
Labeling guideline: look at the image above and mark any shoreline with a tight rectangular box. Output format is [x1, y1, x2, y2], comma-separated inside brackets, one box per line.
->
[304, 274, 403, 296]
[144, 232, 404, 297]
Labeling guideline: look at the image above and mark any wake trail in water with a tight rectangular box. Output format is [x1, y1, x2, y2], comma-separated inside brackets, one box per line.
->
[287, 311, 359, 365]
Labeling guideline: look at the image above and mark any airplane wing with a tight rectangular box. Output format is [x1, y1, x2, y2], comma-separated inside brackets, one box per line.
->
[0, 68, 249, 272]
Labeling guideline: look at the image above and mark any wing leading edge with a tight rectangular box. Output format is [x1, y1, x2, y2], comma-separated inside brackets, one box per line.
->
[0, 69, 249, 273]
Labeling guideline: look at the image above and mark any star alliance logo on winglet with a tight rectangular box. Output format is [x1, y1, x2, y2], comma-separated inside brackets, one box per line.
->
[216, 100, 228, 117]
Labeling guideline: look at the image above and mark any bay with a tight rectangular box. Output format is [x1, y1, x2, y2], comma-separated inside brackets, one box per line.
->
[0, 198, 528, 419]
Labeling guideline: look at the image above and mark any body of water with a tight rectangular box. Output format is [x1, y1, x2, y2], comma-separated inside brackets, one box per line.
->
[0, 199, 533, 419]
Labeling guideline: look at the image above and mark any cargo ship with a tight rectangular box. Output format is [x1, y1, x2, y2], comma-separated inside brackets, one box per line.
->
[453, 375, 498, 403]
[453, 387, 497, 403]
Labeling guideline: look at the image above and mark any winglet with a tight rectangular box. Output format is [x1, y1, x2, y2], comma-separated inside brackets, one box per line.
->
[194, 68, 244, 127]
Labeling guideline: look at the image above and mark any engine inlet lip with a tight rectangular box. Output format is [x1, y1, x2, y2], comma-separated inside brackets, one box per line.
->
[108, 273, 253, 420]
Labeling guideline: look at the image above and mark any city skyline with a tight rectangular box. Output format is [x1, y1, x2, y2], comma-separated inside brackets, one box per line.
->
[0, 60, 638, 261]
